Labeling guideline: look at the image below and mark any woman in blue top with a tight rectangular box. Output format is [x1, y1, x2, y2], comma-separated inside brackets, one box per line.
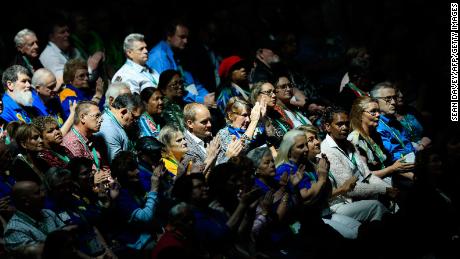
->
[216, 96, 266, 158]
[139, 87, 164, 138]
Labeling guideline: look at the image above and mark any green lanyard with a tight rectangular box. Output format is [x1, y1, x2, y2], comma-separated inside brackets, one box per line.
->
[379, 120, 406, 148]
[105, 108, 134, 151]
[143, 112, 161, 132]
[50, 150, 70, 164]
[71, 127, 100, 170]
[346, 82, 369, 97]
[292, 110, 309, 125]
[274, 118, 289, 133]
[362, 136, 386, 169]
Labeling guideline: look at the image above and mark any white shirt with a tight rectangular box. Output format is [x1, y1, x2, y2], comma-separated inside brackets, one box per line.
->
[284, 109, 312, 128]
[112, 59, 160, 94]
[321, 134, 390, 204]
[39, 42, 82, 79]
[185, 130, 207, 155]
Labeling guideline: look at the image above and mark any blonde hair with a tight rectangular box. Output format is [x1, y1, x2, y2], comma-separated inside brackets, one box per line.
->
[225, 96, 250, 123]
[349, 96, 378, 137]
[274, 129, 305, 167]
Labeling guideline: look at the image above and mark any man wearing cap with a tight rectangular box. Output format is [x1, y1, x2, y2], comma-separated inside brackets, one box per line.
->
[216, 56, 251, 114]
[249, 38, 281, 84]
[147, 20, 215, 108]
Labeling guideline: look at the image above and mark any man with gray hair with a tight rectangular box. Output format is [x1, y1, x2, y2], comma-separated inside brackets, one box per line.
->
[370, 82, 416, 164]
[1, 65, 46, 123]
[104, 81, 132, 107]
[11, 28, 43, 75]
[112, 33, 160, 94]
[97, 93, 142, 162]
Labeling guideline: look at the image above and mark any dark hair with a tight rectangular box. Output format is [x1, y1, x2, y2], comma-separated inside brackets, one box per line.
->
[323, 106, 348, 125]
[140, 87, 162, 104]
[45, 167, 72, 192]
[111, 151, 138, 185]
[15, 124, 40, 153]
[67, 157, 93, 181]
[112, 93, 135, 110]
[33, 116, 58, 133]
[63, 58, 87, 85]
[172, 173, 205, 203]
[157, 69, 181, 92]
[5, 120, 25, 140]
[136, 136, 164, 161]
[348, 57, 370, 82]
[164, 18, 188, 37]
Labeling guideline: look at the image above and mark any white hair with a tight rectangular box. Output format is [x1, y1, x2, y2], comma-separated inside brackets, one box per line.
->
[14, 29, 36, 47]
[274, 129, 306, 167]
[105, 82, 131, 107]
[123, 33, 144, 53]
[31, 68, 55, 89]
[370, 81, 394, 98]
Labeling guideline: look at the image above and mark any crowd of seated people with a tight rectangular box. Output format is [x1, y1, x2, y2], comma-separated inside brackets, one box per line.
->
[0, 5, 458, 259]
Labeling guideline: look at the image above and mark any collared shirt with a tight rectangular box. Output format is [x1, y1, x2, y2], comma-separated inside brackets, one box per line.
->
[4, 209, 65, 251]
[376, 114, 415, 162]
[321, 134, 389, 204]
[39, 41, 82, 79]
[0, 91, 45, 123]
[62, 127, 105, 170]
[96, 110, 131, 163]
[185, 130, 207, 155]
[147, 40, 209, 104]
[112, 59, 159, 94]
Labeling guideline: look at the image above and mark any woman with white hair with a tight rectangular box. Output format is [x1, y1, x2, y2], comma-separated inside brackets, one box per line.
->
[158, 125, 188, 177]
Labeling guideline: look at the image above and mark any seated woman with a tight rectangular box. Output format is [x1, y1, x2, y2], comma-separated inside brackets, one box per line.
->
[158, 125, 188, 177]
[216, 96, 265, 156]
[216, 56, 251, 115]
[110, 151, 163, 252]
[321, 106, 395, 220]
[274, 129, 361, 239]
[274, 74, 312, 128]
[33, 116, 72, 169]
[250, 81, 292, 148]
[395, 89, 431, 151]
[348, 96, 415, 185]
[157, 70, 186, 132]
[11, 124, 47, 183]
[139, 87, 164, 138]
[246, 147, 301, 257]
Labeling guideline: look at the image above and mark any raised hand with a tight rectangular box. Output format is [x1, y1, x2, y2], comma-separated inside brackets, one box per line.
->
[250, 102, 262, 122]
[290, 164, 305, 187]
[226, 136, 243, 158]
[315, 154, 330, 178]
[151, 161, 165, 192]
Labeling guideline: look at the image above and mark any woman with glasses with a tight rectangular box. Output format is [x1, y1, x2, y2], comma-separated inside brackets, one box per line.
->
[348, 96, 414, 185]
[139, 87, 164, 138]
[157, 69, 186, 132]
[250, 81, 292, 148]
[274, 75, 311, 128]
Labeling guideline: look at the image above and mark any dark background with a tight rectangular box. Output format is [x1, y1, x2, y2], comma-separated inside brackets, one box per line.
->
[0, 0, 453, 130]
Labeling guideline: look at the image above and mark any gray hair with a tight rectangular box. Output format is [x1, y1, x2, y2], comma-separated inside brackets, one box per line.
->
[111, 93, 136, 111]
[247, 147, 271, 168]
[250, 81, 271, 105]
[2, 65, 29, 87]
[274, 129, 306, 167]
[158, 124, 181, 149]
[105, 82, 131, 107]
[31, 68, 55, 89]
[74, 100, 99, 125]
[14, 29, 36, 47]
[123, 33, 144, 53]
[370, 81, 394, 98]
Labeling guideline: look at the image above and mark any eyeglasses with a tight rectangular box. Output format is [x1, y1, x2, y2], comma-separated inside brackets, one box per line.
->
[260, 90, 276, 96]
[85, 113, 103, 121]
[364, 110, 380, 116]
[168, 80, 185, 90]
[276, 83, 293, 91]
[75, 73, 89, 80]
[375, 95, 398, 104]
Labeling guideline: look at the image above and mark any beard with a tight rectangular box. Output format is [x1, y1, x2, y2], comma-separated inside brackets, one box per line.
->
[13, 88, 33, 107]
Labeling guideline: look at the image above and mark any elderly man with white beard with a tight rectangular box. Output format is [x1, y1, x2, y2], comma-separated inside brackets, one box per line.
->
[1, 65, 47, 123]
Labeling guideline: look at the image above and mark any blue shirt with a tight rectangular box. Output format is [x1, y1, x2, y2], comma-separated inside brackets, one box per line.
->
[0, 91, 47, 123]
[59, 84, 95, 118]
[147, 40, 209, 104]
[275, 162, 317, 191]
[376, 114, 415, 162]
